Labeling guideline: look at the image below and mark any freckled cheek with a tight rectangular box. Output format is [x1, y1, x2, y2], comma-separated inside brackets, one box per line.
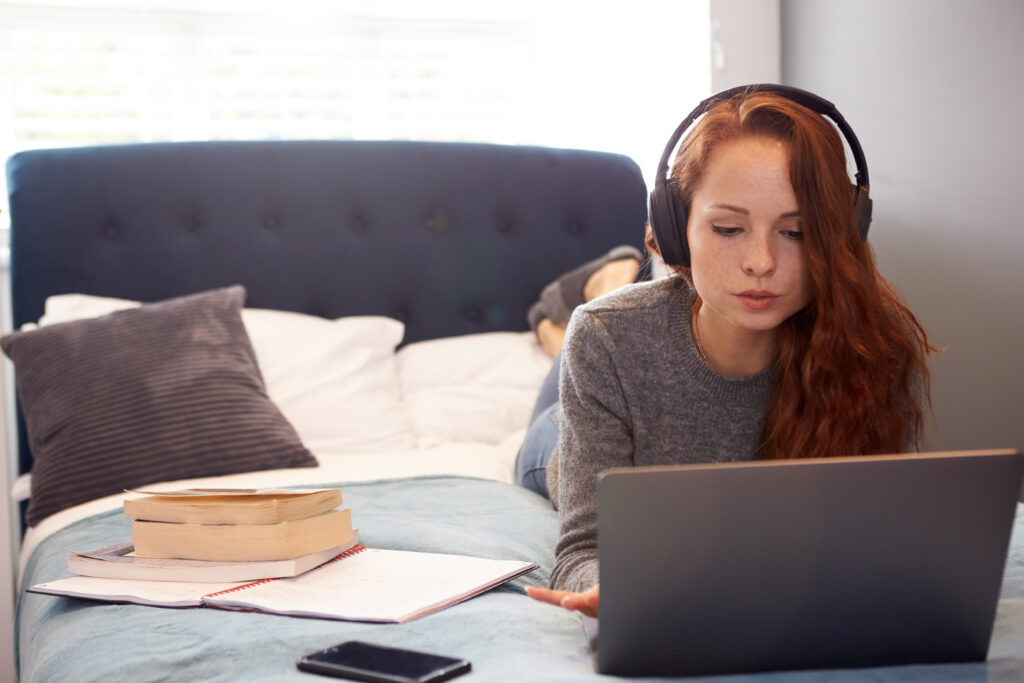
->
[688, 234, 720, 270]
[693, 239, 729, 268]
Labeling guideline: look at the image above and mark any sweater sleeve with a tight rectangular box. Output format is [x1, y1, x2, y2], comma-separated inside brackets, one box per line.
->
[548, 308, 635, 593]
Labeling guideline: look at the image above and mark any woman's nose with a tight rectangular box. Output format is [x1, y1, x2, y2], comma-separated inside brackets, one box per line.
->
[743, 235, 776, 277]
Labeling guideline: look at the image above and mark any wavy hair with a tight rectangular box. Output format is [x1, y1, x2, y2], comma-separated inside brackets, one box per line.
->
[645, 89, 935, 457]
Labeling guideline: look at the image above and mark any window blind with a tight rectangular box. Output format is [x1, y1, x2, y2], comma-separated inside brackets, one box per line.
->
[0, 1, 711, 229]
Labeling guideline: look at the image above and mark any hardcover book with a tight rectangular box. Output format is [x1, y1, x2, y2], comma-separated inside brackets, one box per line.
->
[68, 533, 360, 583]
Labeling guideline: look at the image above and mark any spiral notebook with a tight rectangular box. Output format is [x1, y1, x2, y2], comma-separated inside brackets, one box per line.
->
[30, 545, 537, 623]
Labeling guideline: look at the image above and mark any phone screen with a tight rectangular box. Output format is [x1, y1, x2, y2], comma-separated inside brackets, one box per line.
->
[297, 641, 471, 683]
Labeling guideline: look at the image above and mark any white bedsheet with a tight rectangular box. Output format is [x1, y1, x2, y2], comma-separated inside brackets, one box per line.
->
[18, 429, 527, 583]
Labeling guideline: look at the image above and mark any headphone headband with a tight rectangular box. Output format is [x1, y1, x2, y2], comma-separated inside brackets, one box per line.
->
[649, 84, 872, 267]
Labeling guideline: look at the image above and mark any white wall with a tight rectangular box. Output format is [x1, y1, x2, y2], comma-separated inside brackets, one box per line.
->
[710, 0, 781, 90]
[780, 0, 1024, 453]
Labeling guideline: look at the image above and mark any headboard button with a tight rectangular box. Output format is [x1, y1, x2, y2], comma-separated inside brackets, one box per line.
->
[103, 223, 120, 239]
[185, 216, 201, 233]
[426, 212, 447, 232]
[567, 221, 583, 235]
[464, 305, 482, 322]
[263, 213, 281, 230]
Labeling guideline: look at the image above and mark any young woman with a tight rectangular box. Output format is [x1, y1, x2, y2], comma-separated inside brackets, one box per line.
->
[516, 85, 935, 618]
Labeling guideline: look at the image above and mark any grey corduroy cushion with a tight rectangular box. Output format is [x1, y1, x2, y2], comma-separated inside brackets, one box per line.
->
[1, 285, 318, 526]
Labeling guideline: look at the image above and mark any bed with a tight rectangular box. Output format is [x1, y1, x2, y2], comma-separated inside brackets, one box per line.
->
[6, 140, 1024, 682]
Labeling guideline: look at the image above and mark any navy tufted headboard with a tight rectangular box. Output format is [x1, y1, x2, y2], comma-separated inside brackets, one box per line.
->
[5, 139, 648, 477]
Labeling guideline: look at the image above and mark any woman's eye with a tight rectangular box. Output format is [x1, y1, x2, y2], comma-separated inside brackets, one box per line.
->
[711, 225, 742, 236]
[781, 230, 804, 241]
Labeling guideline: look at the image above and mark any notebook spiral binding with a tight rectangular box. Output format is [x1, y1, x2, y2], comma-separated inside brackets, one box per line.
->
[320, 544, 367, 567]
[203, 545, 368, 599]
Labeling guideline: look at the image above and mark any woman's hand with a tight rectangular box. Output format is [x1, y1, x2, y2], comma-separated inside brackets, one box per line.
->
[525, 584, 599, 618]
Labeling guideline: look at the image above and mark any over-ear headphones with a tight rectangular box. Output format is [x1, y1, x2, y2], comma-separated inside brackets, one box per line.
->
[648, 83, 872, 267]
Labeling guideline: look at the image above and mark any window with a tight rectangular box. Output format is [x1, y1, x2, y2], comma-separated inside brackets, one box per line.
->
[0, 1, 711, 228]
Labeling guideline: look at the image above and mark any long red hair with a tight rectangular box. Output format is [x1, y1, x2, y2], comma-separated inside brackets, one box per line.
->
[646, 89, 935, 457]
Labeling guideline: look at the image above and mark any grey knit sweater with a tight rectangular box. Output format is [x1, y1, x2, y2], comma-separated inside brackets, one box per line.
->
[548, 277, 774, 593]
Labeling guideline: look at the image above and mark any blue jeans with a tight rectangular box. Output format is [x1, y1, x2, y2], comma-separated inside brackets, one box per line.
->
[514, 354, 561, 498]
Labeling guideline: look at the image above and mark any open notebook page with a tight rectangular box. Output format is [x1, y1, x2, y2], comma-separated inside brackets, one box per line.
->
[206, 548, 535, 622]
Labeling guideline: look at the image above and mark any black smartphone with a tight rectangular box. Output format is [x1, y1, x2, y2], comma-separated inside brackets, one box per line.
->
[297, 641, 471, 683]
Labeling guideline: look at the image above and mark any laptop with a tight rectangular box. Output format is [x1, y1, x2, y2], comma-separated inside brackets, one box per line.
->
[593, 448, 1023, 677]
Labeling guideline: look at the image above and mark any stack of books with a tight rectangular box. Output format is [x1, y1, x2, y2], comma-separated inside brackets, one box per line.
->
[39, 487, 539, 623]
[70, 488, 358, 583]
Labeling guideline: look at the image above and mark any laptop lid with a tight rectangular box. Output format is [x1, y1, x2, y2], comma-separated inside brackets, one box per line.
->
[596, 449, 1023, 677]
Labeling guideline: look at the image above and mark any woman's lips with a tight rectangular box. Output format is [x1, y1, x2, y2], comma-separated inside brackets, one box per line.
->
[736, 290, 779, 310]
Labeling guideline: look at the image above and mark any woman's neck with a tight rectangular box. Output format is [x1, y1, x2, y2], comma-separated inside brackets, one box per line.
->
[693, 304, 776, 379]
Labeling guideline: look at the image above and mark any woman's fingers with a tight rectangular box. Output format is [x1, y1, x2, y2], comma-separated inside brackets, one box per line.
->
[560, 585, 599, 618]
[526, 584, 600, 618]
[525, 586, 571, 607]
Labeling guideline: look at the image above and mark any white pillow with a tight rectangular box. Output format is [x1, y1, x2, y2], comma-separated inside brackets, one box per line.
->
[396, 331, 553, 445]
[37, 293, 417, 454]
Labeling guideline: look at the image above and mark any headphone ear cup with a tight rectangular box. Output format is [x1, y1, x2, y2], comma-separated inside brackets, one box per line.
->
[649, 178, 691, 267]
[853, 185, 872, 240]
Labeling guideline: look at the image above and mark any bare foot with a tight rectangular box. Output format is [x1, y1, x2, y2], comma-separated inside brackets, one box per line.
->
[583, 258, 640, 302]
[536, 318, 566, 359]
[533, 254, 640, 358]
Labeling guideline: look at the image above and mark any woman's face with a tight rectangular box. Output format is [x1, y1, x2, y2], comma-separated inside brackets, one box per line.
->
[687, 135, 812, 338]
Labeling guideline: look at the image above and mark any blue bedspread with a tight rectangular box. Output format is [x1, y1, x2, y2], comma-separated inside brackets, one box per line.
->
[17, 476, 1024, 682]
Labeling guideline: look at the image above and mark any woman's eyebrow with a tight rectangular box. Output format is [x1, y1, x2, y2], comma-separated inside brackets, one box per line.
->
[708, 204, 801, 219]
[708, 203, 748, 214]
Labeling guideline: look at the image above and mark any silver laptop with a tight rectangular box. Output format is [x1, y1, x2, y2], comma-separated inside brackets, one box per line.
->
[593, 449, 1023, 677]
